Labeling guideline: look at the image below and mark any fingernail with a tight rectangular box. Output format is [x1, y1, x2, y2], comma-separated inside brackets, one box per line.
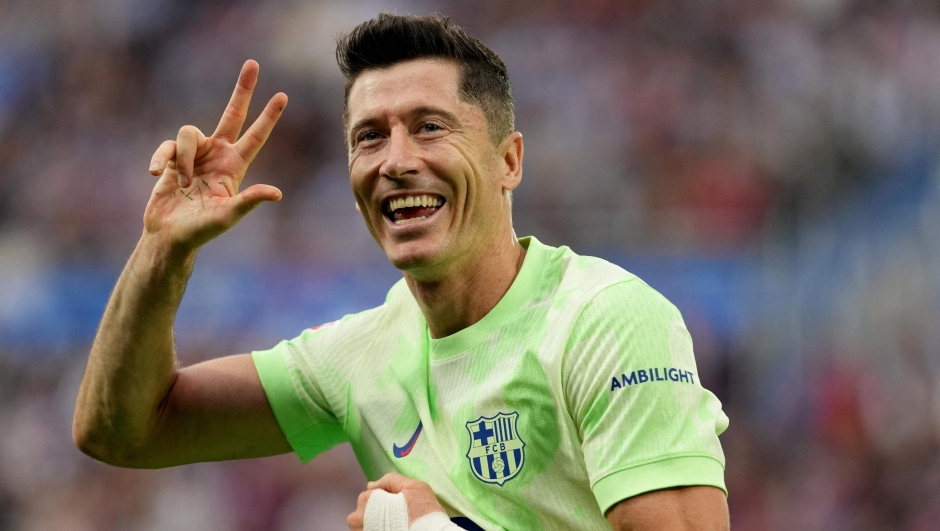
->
[150, 161, 160, 172]
[179, 176, 189, 188]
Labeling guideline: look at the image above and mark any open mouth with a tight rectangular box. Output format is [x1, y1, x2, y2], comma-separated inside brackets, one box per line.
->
[383, 194, 446, 225]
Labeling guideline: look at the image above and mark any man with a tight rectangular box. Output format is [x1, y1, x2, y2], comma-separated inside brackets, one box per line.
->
[73, 13, 730, 531]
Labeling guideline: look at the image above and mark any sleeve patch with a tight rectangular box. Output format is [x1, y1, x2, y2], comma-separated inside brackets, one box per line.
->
[610, 368, 696, 391]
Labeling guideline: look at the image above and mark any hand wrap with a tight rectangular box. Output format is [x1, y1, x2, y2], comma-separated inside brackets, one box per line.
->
[363, 489, 463, 531]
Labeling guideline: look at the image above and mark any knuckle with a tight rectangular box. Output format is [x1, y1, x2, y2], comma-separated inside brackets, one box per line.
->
[224, 103, 245, 118]
[358, 490, 371, 504]
[246, 127, 265, 144]
[178, 125, 198, 138]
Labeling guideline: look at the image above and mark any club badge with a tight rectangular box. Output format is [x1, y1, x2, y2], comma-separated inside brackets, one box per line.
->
[466, 411, 526, 486]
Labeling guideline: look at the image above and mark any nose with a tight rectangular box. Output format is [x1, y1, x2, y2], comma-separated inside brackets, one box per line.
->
[379, 125, 420, 180]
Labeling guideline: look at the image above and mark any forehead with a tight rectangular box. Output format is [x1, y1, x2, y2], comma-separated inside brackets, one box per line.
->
[346, 59, 476, 127]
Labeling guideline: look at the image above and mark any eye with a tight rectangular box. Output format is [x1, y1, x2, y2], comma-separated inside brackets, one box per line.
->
[421, 122, 443, 134]
[356, 130, 382, 144]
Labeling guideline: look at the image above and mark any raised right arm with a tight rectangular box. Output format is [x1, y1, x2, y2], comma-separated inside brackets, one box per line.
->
[73, 60, 293, 468]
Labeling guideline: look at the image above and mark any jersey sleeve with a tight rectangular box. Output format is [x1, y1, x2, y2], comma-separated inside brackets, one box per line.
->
[562, 279, 729, 514]
[252, 305, 388, 463]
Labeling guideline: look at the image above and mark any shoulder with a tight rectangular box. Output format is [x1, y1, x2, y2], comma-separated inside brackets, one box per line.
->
[552, 244, 637, 296]
[541, 241, 678, 323]
[535, 244, 688, 374]
[577, 276, 682, 328]
[296, 278, 420, 348]
[564, 271, 686, 358]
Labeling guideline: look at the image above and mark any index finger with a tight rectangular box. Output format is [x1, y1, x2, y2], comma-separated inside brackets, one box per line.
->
[214, 60, 259, 142]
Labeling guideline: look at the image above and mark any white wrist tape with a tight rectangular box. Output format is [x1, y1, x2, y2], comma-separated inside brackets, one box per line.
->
[409, 512, 463, 531]
[363, 490, 409, 531]
[362, 489, 463, 531]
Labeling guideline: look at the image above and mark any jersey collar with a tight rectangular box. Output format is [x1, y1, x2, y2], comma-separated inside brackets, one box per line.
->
[428, 236, 549, 360]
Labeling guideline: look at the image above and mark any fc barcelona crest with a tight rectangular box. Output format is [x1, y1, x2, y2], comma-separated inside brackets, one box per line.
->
[466, 411, 526, 486]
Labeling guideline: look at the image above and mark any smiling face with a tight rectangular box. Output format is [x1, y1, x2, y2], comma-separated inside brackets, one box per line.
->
[346, 59, 522, 279]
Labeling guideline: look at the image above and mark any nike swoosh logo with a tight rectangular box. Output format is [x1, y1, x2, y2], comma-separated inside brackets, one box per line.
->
[392, 421, 423, 458]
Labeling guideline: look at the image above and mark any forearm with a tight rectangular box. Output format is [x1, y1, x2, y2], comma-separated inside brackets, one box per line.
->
[73, 233, 197, 463]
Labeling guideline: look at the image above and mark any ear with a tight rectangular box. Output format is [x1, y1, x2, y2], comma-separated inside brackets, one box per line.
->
[497, 132, 524, 192]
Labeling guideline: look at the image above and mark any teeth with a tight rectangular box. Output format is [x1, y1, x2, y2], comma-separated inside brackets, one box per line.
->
[387, 195, 443, 212]
[394, 216, 427, 225]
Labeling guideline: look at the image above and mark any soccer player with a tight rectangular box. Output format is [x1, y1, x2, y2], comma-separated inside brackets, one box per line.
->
[73, 13, 730, 531]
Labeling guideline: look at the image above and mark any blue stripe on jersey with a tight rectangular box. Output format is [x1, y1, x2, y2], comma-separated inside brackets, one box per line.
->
[500, 450, 510, 477]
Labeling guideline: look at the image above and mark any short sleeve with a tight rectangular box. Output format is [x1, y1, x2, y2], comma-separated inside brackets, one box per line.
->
[563, 279, 729, 514]
[252, 305, 389, 463]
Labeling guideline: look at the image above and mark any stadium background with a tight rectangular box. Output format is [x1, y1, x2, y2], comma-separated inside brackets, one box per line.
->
[1, 0, 939, 529]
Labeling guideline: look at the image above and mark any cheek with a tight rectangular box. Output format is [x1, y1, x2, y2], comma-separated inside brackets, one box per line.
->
[348, 160, 375, 198]
[439, 143, 489, 191]
[347, 177, 375, 224]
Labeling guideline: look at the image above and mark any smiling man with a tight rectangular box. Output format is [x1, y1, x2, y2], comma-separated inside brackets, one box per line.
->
[73, 13, 730, 531]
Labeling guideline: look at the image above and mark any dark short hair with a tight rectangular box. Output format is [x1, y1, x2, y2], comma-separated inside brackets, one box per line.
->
[336, 13, 514, 144]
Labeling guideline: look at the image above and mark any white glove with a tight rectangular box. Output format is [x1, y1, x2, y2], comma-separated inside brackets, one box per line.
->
[363, 489, 463, 531]
[363, 490, 409, 531]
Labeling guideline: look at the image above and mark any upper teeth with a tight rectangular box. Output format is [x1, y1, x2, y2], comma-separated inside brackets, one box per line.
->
[388, 195, 443, 212]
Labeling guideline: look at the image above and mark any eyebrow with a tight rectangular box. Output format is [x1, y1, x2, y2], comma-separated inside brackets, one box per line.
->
[348, 105, 464, 137]
[349, 117, 381, 136]
[410, 106, 463, 127]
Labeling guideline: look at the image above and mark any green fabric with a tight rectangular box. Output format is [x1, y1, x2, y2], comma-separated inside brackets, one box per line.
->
[252, 236, 728, 530]
[593, 456, 727, 515]
[428, 239, 547, 360]
[252, 344, 346, 462]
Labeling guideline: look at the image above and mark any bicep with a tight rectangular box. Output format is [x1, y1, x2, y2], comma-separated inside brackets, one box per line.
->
[606, 486, 729, 531]
[136, 354, 291, 467]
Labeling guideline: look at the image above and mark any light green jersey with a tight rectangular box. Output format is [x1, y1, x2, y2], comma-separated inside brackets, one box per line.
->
[252, 236, 728, 530]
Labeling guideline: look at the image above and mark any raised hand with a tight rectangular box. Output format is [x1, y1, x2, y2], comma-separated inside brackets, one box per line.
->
[145, 60, 287, 251]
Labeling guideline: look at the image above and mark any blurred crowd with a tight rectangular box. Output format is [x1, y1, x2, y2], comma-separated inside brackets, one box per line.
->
[1, 0, 940, 529]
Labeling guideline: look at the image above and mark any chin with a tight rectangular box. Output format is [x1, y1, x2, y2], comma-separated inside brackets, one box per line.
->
[383, 238, 449, 275]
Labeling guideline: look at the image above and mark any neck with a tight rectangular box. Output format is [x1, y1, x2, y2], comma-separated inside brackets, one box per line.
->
[404, 233, 526, 339]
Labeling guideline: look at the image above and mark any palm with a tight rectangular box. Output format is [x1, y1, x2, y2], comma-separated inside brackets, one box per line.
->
[144, 60, 287, 250]
[145, 139, 247, 246]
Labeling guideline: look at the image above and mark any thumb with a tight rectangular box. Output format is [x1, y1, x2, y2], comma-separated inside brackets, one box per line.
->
[231, 184, 282, 217]
[368, 473, 409, 494]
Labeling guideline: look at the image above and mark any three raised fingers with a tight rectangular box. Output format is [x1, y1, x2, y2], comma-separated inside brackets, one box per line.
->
[236, 92, 288, 164]
[176, 125, 207, 187]
[214, 60, 259, 143]
[149, 140, 177, 175]
[150, 61, 284, 188]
